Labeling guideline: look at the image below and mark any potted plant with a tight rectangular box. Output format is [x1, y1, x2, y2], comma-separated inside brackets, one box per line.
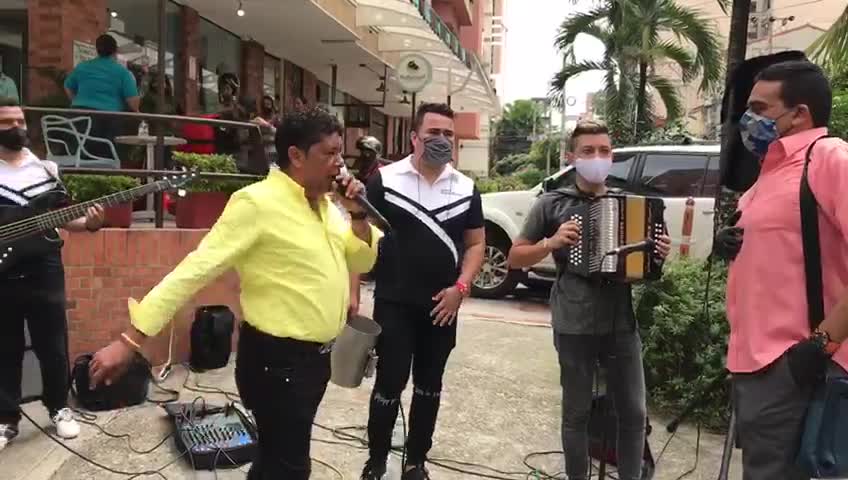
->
[63, 174, 141, 228]
[171, 152, 252, 229]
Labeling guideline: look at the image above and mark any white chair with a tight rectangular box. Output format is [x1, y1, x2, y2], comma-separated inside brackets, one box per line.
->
[40, 115, 121, 169]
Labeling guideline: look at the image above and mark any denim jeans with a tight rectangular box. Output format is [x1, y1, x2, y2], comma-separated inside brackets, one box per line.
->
[554, 330, 647, 480]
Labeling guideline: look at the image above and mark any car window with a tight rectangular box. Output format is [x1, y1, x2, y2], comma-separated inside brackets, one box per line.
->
[700, 156, 720, 197]
[638, 154, 710, 197]
[545, 152, 636, 191]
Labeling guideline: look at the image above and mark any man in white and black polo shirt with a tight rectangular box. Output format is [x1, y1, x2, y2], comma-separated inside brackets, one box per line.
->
[0, 98, 104, 451]
[361, 103, 485, 480]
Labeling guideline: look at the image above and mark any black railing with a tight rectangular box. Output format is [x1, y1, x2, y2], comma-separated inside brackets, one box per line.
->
[22, 107, 269, 228]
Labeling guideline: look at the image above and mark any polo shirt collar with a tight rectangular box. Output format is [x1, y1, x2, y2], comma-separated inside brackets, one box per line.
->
[397, 155, 458, 184]
[763, 127, 829, 169]
[267, 165, 330, 209]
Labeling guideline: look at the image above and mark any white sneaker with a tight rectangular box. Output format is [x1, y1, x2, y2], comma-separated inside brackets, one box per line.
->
[51, 408, 80, 439]
[0, 424, 19, 451]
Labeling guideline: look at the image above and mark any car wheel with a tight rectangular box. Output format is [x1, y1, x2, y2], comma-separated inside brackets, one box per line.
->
[472, 236, 522, 299]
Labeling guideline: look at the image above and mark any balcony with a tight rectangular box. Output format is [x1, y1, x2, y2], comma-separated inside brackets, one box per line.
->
[355, 0, 499, 117]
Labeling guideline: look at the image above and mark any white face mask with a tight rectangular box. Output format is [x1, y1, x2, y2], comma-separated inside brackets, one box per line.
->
[574, 156, 612, 185]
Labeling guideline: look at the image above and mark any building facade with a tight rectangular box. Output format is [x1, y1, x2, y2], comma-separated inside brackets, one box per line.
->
[1, 0, 500, 174]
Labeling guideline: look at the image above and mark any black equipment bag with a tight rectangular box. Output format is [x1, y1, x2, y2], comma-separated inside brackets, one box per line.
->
[589, 393, 656, 480]
[72, 351, 151, 411]
[189, 305, 235, 371]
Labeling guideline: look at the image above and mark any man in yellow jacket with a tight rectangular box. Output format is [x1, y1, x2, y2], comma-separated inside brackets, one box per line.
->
[88, 108, 382, 480]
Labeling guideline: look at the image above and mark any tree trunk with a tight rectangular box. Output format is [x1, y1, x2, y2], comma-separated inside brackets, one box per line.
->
[716, 0, 753, 225]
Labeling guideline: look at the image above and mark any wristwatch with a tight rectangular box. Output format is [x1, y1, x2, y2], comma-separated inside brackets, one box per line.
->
[812, 328, 841, 355]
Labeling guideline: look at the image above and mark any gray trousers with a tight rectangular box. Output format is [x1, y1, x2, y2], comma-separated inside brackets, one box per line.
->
[733, 355, 847, 480]
[554, 330, 647, 480]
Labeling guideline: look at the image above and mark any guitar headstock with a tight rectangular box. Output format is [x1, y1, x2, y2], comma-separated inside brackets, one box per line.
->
[157, 168, 198, 195]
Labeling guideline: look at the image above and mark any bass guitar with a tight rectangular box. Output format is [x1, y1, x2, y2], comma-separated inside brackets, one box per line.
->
[0, 171, 196, 274]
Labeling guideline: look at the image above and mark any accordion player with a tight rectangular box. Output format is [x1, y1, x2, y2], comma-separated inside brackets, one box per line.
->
[562, 193, 666, 282]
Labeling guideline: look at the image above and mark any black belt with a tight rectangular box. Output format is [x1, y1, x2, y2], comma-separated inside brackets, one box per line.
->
[240, 322, 334, 355]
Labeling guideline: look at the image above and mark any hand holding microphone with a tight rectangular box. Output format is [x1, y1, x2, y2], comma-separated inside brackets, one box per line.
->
[335, 166, 392, 232]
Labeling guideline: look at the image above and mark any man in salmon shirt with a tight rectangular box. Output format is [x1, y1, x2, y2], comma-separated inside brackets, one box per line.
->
[714, 60, 848, 479]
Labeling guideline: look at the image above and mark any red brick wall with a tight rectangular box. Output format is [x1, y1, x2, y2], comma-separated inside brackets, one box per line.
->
[178, 6, 201, 114]
[62, 229, 242, 367]
[27, 0, 108, 104]
[240, 40, 265, 106]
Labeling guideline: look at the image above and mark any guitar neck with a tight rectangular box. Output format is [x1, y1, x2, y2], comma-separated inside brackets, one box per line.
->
[38, 182, 162, 231]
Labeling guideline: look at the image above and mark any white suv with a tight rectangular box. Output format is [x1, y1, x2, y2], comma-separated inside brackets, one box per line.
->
[473, 144, 722, 299]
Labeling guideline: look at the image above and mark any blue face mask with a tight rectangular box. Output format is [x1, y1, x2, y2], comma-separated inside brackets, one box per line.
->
[739, 110, 778, 157]
[738, 108, 795, 157]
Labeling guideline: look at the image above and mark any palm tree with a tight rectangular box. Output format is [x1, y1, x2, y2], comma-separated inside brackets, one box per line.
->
[550, 0, 723, 141]
[808, 6, 848, 81]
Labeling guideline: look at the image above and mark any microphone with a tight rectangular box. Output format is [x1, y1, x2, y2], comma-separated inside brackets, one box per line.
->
[336, 167, 392, 232]
[605, 238, 656, 257]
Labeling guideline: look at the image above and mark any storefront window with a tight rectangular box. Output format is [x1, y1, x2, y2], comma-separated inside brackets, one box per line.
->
[0, 9, 25, 104]
[263, 54, 280, 103]
[108, 0, 181, 112]
[198, 19, 242, 113]
[370, 110, 387, 150]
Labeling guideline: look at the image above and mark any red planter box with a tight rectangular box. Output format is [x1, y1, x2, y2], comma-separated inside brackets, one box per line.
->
[175, 192, 230, 229]
[104, 204, 133, 228]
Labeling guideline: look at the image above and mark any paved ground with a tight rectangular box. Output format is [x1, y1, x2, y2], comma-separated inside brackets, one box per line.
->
[2, 286, 742, 480]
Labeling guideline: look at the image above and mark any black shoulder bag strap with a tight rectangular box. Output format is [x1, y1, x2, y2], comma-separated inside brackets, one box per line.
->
[800, 135, 831, 331]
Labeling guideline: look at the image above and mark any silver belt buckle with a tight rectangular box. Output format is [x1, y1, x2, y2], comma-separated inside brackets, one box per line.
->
[319, 339, 335, 354]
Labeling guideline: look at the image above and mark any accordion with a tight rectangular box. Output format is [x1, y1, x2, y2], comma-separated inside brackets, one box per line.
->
[563, 194, 666, 282]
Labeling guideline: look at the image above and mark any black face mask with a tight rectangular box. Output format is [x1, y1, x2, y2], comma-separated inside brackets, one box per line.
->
[0, 127, 28, 151]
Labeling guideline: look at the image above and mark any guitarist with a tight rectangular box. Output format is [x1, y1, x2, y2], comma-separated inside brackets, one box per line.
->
[0, 98, 105, 451]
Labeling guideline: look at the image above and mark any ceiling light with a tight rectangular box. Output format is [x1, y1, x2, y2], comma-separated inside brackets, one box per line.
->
[110, 10, 118, 18]
[237, 1, 245, 16]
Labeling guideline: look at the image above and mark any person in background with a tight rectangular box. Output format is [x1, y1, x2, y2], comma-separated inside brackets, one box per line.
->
[0, 98, 105, 451]
[254, 95, 280, 164]
[507, 121, 671, 480]
[87, 107, 381, 480]
[64, 34, 139, 159]
[0, 65, 19, 104]
[294, 95, 308, 113]
[360, 103, 486, 480]
[714, 60, 848, 480]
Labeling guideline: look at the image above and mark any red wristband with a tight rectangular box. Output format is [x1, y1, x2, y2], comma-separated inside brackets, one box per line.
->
[455, 281, 470, 297]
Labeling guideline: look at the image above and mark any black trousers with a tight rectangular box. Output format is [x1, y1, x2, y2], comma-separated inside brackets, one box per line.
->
[235, 322, 331, 480]
[367, 299, 457, 466]
[0, 275, 70, 424]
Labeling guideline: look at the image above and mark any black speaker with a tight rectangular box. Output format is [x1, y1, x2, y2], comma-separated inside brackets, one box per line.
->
[72, 352, 151, 411]
[189, 305, 235, 371]
[719, 50, 809, 192]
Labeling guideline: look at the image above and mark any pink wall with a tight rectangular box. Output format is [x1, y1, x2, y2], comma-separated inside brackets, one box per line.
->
[459, 0, 484, 55]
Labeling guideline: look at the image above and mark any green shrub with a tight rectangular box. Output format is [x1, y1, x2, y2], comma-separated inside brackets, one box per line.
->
[64, 175, 141, 203]
[475, 175, 529, 194]
[171, 152, 253, 194]
[635, 258, 731, 431]
[831, 88, 848, 141]
[516, 166, 545, 187]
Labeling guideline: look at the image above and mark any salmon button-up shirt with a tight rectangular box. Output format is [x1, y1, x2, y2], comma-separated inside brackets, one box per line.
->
[726, 127, 848, 373]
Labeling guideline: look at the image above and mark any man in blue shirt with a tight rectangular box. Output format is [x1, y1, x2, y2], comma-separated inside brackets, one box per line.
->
[64, 34, 139, 113]
[64, 34, 139, 160]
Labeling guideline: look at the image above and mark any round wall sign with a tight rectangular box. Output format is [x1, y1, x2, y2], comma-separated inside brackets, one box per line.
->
[396, 54, 433, 93]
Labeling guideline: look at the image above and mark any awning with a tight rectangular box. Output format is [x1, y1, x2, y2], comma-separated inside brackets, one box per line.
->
[355, 0, 500, 116]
